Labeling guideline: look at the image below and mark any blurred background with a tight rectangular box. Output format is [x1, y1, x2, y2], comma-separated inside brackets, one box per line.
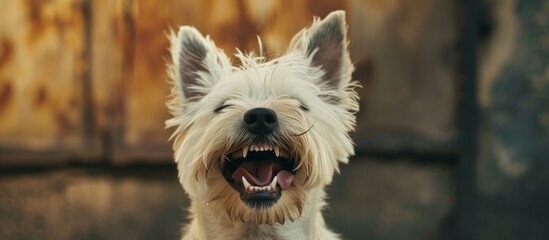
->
[0, 0, 548, 239]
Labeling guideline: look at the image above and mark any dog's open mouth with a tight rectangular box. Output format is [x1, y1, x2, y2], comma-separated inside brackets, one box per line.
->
[222, 144, 296, 208]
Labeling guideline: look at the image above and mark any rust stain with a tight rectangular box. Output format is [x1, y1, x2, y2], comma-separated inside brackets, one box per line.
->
[133, 1, 167, 74]
[0, 38, 14, 70]
[0, 82, 13, 111]
[363, 0, 400, 12]
[308, 0, 345, 18]
[56, 112, 74, 131]
[22, 0, 84, 45]
[34, 86, 48, 106]
[23, 0, 49, 43]
[69, 96, 79, 110]
[214, 0, 259, 51]
[54, 1, 83, 33]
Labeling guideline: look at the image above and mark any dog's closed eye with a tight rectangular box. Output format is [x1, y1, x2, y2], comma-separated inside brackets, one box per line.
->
[214, 104, 233, 113]
[299, 103, 310, 111]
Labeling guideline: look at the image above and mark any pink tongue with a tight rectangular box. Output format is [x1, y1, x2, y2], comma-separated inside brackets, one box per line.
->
[276, 170, 294, 189]
[232, 161, 294, 189]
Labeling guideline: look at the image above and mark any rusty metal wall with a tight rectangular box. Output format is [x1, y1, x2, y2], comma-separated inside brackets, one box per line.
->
[0, 0, 102, 165]
[0, 0, 459, 165]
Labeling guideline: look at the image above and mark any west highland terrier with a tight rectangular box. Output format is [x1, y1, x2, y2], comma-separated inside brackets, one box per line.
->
[166, 10, 359, 240]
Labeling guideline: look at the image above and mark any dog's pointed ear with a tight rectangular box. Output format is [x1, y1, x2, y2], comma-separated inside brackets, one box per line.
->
[169, 26, 229, 103]
[289, 11, 353, 93]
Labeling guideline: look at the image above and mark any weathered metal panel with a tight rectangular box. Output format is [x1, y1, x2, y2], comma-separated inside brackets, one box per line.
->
[89, 0, 131, 162]
[114, 0, 344, 163]
[0, 0, 101, 165]
[348, 0, 458, 153]
[476, 1, 549, 239]
[1, 0, 460, 164]
[114, 0, 193, 163]
[328, 159, 455, 239]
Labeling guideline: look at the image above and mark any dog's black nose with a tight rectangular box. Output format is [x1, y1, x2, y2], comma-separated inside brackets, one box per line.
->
[243, 108, 278, 135]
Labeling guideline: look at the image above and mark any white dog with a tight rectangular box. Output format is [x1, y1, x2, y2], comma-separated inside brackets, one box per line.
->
[166, 10, 359, 240]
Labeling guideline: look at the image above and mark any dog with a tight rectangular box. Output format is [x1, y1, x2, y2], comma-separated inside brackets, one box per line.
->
[166, 10, 359, 240]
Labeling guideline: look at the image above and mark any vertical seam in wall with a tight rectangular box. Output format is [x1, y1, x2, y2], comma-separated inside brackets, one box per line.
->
[81, 0, 97, 155]
[111, 0, 135, 161]
[458, 0, 480, 239]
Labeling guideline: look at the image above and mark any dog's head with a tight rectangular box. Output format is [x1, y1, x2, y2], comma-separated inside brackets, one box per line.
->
[166, 10, 358, 224]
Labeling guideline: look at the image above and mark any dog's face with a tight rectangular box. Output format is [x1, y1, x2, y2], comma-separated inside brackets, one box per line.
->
[167, 11, 358, 224]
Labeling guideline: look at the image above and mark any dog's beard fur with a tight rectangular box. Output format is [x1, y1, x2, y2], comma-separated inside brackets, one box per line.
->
[171, 99, 311, 224]
[166, 10, 359, 238]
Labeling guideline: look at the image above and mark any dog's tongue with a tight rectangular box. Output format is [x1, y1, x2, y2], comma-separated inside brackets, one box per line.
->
[232, 161, 293, 189]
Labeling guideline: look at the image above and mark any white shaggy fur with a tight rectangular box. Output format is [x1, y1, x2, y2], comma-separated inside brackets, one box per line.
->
[166, 11, 359, 240]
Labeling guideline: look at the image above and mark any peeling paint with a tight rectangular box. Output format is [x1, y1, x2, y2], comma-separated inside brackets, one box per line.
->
[479, 0, 518, 107]
[0, 82, 13, 111]
[0, 0, 93, 157]
[492, 139, 528, 177]
[0, 38, 14, 70]
[34, 86, 47, 106]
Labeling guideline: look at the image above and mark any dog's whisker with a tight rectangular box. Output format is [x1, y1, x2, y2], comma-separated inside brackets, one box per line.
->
[205, 196, 223, 206]
[290, 121, 316, 137]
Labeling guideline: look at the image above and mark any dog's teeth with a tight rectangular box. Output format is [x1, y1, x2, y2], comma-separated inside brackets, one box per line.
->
[274, 146, 280, 157]
[270, 176, 278, 190]
[242, 176, 251, 191]
[243, 176, 278, 193]
[242, 146, 248, 158]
